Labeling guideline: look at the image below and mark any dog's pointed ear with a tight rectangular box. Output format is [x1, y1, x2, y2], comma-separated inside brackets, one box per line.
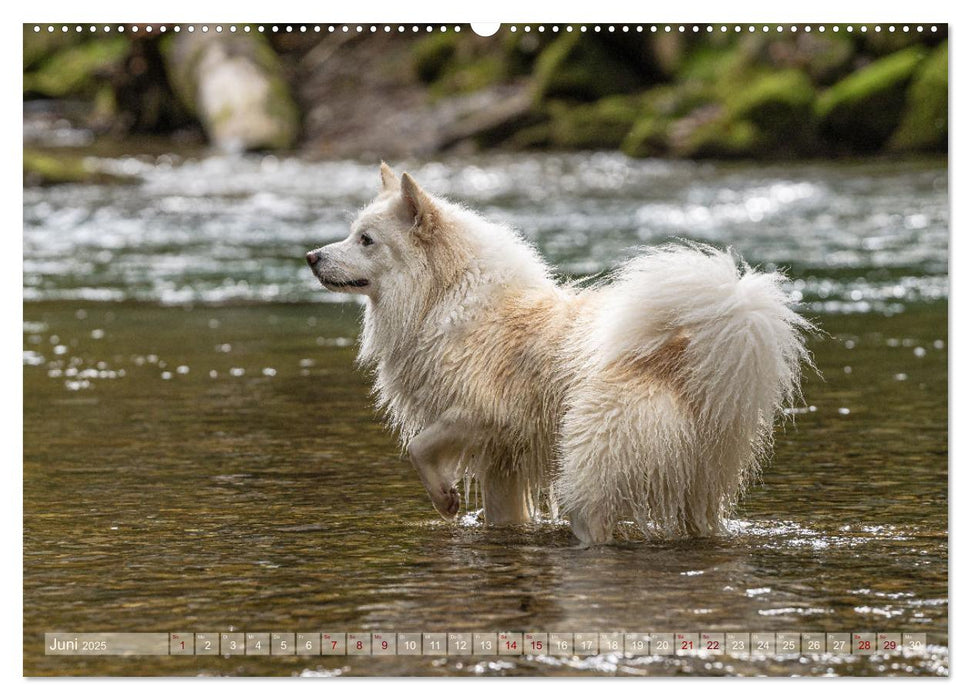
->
[400, 172, 438, 237]
[379, 161, 399, 193]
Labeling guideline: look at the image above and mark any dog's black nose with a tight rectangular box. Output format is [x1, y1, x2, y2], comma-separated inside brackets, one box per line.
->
[306, 251, 319, 266]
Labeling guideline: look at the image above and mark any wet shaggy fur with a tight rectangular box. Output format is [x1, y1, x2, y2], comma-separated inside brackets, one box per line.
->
[306, 164, 813, 545]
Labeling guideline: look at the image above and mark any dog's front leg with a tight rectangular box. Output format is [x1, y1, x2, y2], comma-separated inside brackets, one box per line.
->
[481, 469, 531, 525]
[407, 417, 468, 519]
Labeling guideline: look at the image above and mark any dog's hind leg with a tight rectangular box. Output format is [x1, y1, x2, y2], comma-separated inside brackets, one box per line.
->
[407, 416, 470, 519]
[556, 378, 694, 544]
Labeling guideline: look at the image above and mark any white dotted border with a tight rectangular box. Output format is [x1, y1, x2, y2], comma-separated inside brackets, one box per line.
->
[29, 24, 941, 35]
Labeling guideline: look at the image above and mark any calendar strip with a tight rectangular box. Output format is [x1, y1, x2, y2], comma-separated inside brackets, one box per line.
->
[45, 632, 928, 656]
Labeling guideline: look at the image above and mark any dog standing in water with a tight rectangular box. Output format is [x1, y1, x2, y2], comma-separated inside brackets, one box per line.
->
[306, 164, 811, 544]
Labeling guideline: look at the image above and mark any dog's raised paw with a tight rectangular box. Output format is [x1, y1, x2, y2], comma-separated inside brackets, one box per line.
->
[433, 485, 460, 519]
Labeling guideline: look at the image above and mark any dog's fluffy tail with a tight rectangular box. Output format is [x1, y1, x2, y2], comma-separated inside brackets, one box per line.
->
[594, 243, 813, 512]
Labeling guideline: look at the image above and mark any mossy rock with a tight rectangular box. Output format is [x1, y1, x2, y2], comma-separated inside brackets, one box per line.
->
[412, 33, 458, 83]
[533, 33, 643, 103]
[815, 46, 927, 152]
[23, 149, 138, 187]
[667, 106, 759, 159]
[727, 69, 816, 152]
[24, 37, 129, 97]
[501, 31, 556, 77]
[162, 34, 299, 151]
[639, 82, 714, 119]
[729, 70, 814, 124]
[792, 33, 856, 85]
[501, 121, 553, 150]
[428, 54, 507, 97]
[889, 41, 947, 152]
[621, 116, 671, 158]
[862, 31, 933, 58]
[23, 27, 83, 71]
[621, 82, 725, 158]
[547, 95, 644, 149]
[683, 118, 759, 159]
[677, 43, 752, 86]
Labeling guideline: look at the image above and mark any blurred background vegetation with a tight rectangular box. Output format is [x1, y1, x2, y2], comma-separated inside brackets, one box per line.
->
[23, 24, 947, 184]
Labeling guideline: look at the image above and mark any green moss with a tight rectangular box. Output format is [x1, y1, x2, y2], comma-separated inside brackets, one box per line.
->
[261, 73, 300, 150]
[621, 116, 670, 158]
[677, 43, 750, 85]
[639, 83, 714, 119]
[90, 84, 117, 126]
[25, 38, 129, 97]
[429, 54, 507, 97]
[533, 33, 642, 103]
[889, 41, 947, 152]
[678, 115, 759, 159]
[23, 149, 138, 186]
[730, 70, 815, 124]
[501, 31, 555, 77]
[158, 34, 198, 112]
[23, 27, 82, 71]
[412, 33, 458, 83]
[816, 46, 927, 152]
[547, 95, 644, 149]
[726, 69, 816, 153]
[501, 122, 553, 150]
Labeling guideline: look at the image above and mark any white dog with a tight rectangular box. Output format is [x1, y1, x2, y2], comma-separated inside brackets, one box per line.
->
[306, 163, 811, 544]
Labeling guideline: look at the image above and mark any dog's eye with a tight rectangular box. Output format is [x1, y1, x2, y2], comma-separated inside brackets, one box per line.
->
[360, 233, 374, 247]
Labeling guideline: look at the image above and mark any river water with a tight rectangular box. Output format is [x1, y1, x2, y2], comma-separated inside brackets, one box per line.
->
[23, 152, 948, 676]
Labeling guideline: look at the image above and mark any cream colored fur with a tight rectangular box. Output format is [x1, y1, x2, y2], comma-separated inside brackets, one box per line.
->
[306, 164, 812, 545]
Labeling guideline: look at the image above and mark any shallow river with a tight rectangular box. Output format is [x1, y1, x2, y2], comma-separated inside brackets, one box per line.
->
[23, 153, 947, 676]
